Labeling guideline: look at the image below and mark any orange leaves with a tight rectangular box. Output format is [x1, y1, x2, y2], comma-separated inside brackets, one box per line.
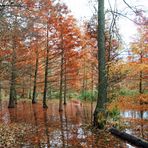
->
[108, 94, 148, 111]
[0, 49, 11, 57]
[23, 0, 35, 7]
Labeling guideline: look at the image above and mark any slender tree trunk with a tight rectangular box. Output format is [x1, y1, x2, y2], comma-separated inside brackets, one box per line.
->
[93, 0, 108, 128]
[91, 64, 94, 102]
[48, 82, 52, 99]
[139, 71, 143, 94]
[107, 33, 112, 95]
[0, 81, 2, 101]
[8, 48, 16, 108]
[139, 52, 143, 94]
[59, 48, 64, 111]
[82, 58, 86, 100]
[29, 73, 32, 99]
[63, 58, 67, 105]
[32, 50, 39, 104]
[59, 23, 65, 111]
[43, 25, 49, 108]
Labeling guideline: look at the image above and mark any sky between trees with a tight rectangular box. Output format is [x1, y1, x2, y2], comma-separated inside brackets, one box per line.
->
[63, 0, 148, 44]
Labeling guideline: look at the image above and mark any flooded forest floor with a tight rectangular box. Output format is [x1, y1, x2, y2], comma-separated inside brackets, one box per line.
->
[0, 99, 148, 148]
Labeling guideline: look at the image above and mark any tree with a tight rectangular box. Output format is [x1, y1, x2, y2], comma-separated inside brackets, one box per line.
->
[43, 23, 49, 108]
[127, 16, 148, 95]
[32, 47, 39, 104]
[93, 0, 108, 128]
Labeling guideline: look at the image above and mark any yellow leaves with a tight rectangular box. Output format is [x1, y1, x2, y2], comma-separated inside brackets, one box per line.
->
[108, 61, 127, 77]
[137, 94, 148, 103]
[125, 62, 148, 78]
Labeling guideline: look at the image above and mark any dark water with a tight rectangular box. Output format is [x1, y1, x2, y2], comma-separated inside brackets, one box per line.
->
[0, 100, 147, 148]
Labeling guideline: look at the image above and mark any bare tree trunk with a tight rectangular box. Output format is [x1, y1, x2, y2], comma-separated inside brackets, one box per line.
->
[82, 58, 86, 100]
[59, 47, 64, 111]
[29, 73, 32, 99]
[139, 51, 143, 94]
[91, 64, 94, 102]
[0, 81, 2, 101]
[63, 58, 67, 105]
[8, 48, 16, 108]
[93, 0, 108, 128]
[43, 25, 49, 108]
[32, 50, 39, 104]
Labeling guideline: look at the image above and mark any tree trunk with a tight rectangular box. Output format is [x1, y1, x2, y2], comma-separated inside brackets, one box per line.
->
[59, 48, 64, 111]
[63, 58, 67, 105]
[91, 64, 94, 102]
[82, 58, 86, 100]
[0, 81, 2, 101]
[8, 48, 16, 108]
[8, 20, 18, 108]
[43, 25, 49, 108]
[139, 51, 143, 94]
[29, 69, 32, 100]
[93, 0, 108, 128]
[32, 50, 39, 104]
[59, 23, 65, 111]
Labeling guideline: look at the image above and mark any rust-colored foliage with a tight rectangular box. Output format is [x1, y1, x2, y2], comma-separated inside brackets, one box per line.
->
[0, 0, 148, 147]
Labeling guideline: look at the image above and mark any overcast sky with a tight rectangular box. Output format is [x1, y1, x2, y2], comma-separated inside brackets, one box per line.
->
[63, 0, 148, 43]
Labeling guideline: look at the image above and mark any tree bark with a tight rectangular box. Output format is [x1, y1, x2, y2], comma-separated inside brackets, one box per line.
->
[93, 0, 108, 128]
[0, 81, 2, 101]
[63, 58, 67, 105]
[139, 51, 143, 94]
[8, 48, 16, 108]
[32, 50, 39, 104]
[43, 25, 49, 108]
[59, 21, 65, 111]
[59, 47, 64, 111]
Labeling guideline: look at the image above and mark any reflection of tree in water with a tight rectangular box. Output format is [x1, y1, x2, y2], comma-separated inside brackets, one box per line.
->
[82, 104, 91, 124]
[43, 109, 50, 147]
[64, 105, 69, 146]
[0, 81, 2, 102]
[0, 99, 2, 122]
[0, 99, 2, 111]
[140, 110, 144, 139]
[59, 112, 66, 148]
[32, 104, 41, 147]
[91, 102, 94, 124]
[75, 105, 82, 124]
[9, 107, 17, 123]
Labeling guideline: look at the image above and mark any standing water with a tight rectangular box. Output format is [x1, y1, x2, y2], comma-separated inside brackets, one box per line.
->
[0, 100, 147, 147]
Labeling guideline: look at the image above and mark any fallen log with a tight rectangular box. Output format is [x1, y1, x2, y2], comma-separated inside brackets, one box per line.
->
[109, 128, 148, 148]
